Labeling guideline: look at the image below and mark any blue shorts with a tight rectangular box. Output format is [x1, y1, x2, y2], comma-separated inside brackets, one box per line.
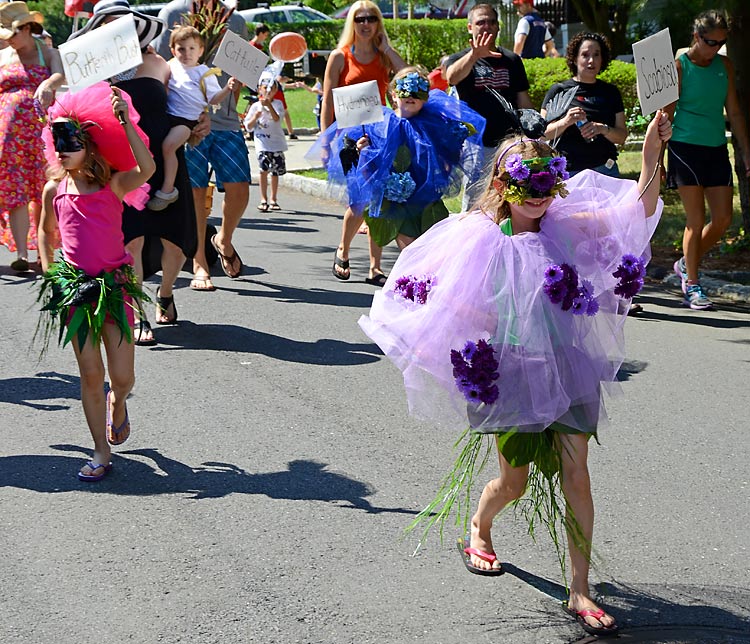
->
[185, 129, 251, 190]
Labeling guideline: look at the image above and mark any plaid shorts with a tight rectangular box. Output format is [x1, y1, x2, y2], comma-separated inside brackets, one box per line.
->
[185, 129, 251, 189]
[257, 151, 287, 176]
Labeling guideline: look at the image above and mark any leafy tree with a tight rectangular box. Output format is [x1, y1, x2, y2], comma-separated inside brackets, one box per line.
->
[568, 0, 646, 56]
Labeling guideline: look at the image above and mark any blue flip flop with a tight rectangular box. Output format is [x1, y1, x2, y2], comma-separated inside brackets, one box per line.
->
[77, 461, 113, 482]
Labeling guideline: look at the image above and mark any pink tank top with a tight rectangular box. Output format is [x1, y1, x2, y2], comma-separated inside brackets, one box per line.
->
[54, 180, 132, 277]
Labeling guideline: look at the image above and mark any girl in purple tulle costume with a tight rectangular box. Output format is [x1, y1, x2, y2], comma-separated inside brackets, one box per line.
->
[360, 110, 672, 637]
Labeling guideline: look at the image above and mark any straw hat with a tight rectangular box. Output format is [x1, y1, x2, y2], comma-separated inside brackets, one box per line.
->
[69, 0, 166, 50]
[0, 2, 45, 41]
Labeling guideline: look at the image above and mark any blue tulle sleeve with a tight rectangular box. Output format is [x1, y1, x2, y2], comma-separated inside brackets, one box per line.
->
[305, 91, 486, 219]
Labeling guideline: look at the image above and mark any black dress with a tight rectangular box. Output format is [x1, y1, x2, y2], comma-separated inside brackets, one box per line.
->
[115, 76, 198, 275]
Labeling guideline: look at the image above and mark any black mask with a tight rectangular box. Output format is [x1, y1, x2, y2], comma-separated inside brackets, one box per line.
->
[52, 121, 85, 153]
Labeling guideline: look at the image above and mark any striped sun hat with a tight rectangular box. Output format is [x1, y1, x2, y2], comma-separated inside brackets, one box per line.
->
[68, 0, 166, 50]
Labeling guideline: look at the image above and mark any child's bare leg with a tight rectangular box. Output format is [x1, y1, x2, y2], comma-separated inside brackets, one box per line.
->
[395, 234, 416, 250]
[72, 335, 110, 471]
[269, 174, 279, 204]
[259, 171, 269, 204]
[102, 322, 136, 428]
[469, 447, 529, 571]
[558, 432, 616, 631]
[160, 125, 191, 194]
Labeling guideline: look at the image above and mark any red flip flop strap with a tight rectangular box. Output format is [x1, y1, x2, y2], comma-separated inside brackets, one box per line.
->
[576, 608, 605, 620]
[463, 547, 497, 563]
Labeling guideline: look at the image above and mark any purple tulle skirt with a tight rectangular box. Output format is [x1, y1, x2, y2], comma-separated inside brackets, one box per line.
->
[359, 171, 662, 434]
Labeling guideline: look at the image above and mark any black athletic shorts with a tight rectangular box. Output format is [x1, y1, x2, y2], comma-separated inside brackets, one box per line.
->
[666, 140, 733, 188]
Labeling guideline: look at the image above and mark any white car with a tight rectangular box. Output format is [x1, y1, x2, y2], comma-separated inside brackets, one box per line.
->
[239, 4, 332, 25]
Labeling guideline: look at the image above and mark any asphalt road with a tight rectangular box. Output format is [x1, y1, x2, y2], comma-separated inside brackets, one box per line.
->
[1, 184, 749, 644]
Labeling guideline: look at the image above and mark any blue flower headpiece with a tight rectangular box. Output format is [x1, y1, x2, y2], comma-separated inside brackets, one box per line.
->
[394, 72, 429, 100]
[499, 154, 569, 204]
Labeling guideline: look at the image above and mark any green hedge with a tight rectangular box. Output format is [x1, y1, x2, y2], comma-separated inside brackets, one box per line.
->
[270, 19, 469, 71]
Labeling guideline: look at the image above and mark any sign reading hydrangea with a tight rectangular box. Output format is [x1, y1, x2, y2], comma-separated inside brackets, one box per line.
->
[384, 171, 417, 203]
[612, 254, 646, 299]
[393, 273, 436, 305]
[450, 339, 499, 405]
[543, 263, 598, 316]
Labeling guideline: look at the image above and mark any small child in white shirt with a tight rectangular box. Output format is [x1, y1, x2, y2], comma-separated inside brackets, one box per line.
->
[243, 78, 287, 212]
[148, 26, 237, 211]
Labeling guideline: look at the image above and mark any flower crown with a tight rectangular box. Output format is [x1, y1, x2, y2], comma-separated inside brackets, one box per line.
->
[394, 72, 429, 101]
[499, 154, 569, 204]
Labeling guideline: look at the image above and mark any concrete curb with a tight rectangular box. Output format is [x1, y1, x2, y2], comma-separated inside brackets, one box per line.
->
[282, 171, 750, 305]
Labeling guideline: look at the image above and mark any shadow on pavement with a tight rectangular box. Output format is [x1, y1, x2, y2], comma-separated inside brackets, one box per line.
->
[0, 445, 418, 517]
[221, 278, 377, 309]
[0, 371, 79, 410]
[148, 320, 381, 364]
[485, 565, 750, 640]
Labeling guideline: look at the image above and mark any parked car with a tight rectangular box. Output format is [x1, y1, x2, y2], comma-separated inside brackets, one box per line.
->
[331, 0, 470, 19]
[239, 4, 332, 24]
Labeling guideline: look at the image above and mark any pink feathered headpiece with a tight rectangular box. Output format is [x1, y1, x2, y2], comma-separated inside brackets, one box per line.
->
[42, 81, 151, 209]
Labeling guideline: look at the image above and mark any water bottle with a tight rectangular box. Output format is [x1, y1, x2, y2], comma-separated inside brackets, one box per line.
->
[576, 119, 594, 143]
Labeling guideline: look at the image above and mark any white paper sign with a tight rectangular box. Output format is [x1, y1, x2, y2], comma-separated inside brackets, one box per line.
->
[59, 15, 142, 93]
[632, 28, 679, 116]
[332, 81, 384, 129]
[213, 29, 269, 88]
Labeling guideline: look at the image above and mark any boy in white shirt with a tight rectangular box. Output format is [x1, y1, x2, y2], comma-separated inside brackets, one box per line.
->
[148, 25, 237, 211]
[243, 78, 287, 212]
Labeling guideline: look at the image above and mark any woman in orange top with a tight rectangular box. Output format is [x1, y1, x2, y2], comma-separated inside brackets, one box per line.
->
[322, 0, 405, 285]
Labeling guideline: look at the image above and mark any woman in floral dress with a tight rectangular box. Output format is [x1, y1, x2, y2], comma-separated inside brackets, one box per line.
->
[0, 2, 63, 272]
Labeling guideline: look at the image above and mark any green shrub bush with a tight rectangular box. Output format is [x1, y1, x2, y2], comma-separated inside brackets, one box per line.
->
[270, 19, 468, 70]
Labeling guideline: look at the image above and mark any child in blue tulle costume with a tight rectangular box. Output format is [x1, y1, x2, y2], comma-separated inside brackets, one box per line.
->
[313, 66, 485, 258]
[360, 110, 673, 637]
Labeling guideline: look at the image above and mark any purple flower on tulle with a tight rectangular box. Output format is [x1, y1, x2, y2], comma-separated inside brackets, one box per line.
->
[561, 170, 570, 181]
[529, 171, 556, 193]
[543, 280, 567, 304]
[614, 277, 644, 299]
[544, 264, 599, 316]
[549, 156, 567, 174]
[393, 273, 435, 305]
[544, 264, 565, 284]
[613, 254, 646, 299]
[450, 339, 499, 405]
[505, 154, 530, 181]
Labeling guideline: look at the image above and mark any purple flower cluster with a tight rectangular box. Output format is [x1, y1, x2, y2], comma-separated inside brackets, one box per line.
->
[505, 154, 530, 182]
[393, 273, 436, 305]
[450, 339, 499, 405]
[613, 254, 645, 299]
[543, 263, 598, 316]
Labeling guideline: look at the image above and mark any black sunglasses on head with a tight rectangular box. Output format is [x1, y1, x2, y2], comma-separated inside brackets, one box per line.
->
[354, 15, 378, 23]
[700, 34, 727, 47]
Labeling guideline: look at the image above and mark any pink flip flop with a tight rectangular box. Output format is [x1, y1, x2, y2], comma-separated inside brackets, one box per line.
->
[563, 602, 620, 636]
[458, 537, 504, 576]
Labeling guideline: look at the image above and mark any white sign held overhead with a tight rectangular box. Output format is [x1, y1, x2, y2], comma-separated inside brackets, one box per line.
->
[213, 29, 269, 88]
[59, 15, 142, 93]
[632, 28, 679, 116]
[332, 81, 384, 129]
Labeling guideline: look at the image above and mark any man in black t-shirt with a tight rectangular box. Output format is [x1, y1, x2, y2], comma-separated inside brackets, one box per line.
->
[446, 3, 532, 209]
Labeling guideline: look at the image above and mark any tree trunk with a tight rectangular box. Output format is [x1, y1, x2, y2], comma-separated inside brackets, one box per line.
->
[569, 0, 633, 55]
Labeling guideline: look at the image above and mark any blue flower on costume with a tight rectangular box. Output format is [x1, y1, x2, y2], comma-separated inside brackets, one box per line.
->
[384, 171, 417, 203]
[395, 72, 430, 100]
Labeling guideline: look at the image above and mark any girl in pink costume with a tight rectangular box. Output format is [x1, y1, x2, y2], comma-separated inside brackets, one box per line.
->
[37, 84, 154, 483]
[360, 111, 672, 637]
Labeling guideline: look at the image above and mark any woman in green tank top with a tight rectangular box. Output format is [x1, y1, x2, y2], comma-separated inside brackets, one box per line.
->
[666, 9, 750, 311]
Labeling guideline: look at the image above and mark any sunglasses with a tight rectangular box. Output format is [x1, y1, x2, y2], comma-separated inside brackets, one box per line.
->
[51, 121, 85, 153]
[354, 15, 379, 23]
[700, 34, 727, 47]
